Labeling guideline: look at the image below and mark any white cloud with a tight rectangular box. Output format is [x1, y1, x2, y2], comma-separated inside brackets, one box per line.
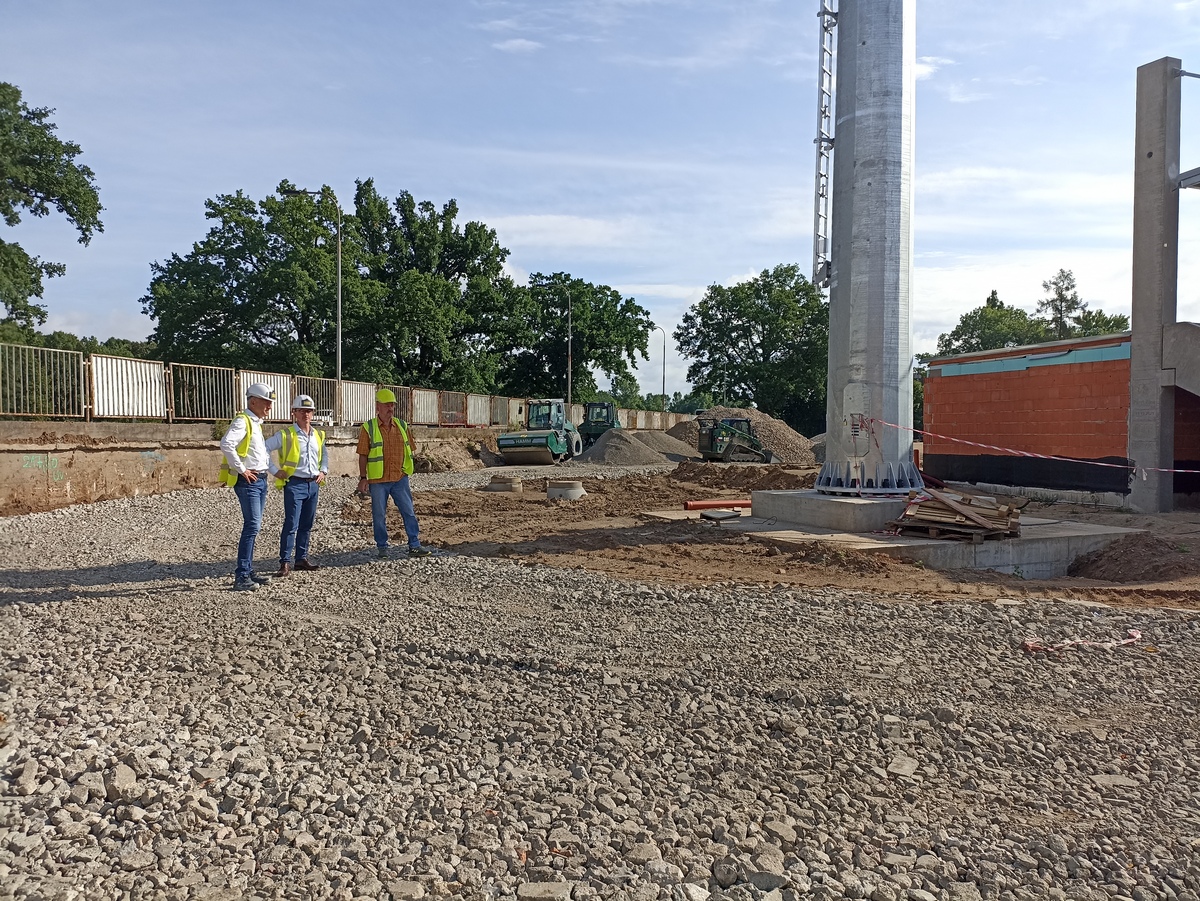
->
[492, 38, 543, 53]
[915, 56, 954, 80]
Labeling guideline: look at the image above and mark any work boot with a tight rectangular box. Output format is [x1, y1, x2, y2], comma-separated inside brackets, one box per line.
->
[275, 562, 291, 578]
[408, 546, 431, 558]
[376, 546, 389, 559]
[249, 572, 271, 585]
[295, 559, 320, 571]
[232, 579, 259, 592]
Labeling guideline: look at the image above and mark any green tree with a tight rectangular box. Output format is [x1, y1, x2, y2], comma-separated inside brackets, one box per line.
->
[1073, 307, 1129, 337]
[498, 272, 653, 401]
[1037, 269, 1086, 340]
[350, 180, 526, 390]
[142, 185, 351, 374]
[668, 389, 713, 414]
[935, 290, 1049, 356]
[0, 83, 103, 329]
[674, 264, 828, 436]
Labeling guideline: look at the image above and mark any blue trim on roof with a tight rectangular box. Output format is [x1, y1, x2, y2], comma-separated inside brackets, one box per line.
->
[932, 342, 1130, 377]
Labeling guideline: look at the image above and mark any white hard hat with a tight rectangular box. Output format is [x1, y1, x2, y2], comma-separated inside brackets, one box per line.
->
[292, 394, 316, 410]
[246, 383, 276, 401]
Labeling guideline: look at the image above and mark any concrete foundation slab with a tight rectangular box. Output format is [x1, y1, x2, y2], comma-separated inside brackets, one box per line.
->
[644, 507, 1138, 578]
[752, 490, 908, 532]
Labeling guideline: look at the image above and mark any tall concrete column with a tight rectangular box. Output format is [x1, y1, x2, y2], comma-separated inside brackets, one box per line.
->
[1128, 57, 1181, 513]
[816, 0, 922, 494]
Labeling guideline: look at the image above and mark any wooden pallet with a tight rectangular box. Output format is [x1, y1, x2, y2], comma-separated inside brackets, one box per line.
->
[889, 486, 1021, 541]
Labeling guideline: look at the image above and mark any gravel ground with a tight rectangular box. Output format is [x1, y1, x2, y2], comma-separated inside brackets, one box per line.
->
[3, 476, 1200, 901]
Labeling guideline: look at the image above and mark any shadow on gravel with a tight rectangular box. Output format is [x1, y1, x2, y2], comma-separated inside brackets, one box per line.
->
[0, 546, 451, 607]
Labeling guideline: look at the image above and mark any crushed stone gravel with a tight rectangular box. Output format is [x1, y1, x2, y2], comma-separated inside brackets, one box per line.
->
[2, 476, 1200, 901]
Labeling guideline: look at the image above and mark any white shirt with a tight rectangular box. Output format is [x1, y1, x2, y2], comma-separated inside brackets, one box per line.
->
[265, 424, 329, 478]
[220, 409, 270, 474]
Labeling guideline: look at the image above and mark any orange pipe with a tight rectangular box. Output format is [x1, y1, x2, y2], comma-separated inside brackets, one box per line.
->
[683, 499, 753, 510]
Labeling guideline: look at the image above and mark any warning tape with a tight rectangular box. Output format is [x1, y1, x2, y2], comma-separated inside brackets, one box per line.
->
[867, 418, 1200, 477]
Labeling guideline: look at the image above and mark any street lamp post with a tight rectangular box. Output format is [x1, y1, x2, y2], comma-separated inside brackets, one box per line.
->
[653, 326, 666, 412]
[282, 187, 342, 422]
[565, 288, 572, 406]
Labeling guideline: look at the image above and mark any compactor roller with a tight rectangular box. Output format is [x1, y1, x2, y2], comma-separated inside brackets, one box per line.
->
[497, 399, 583, 465]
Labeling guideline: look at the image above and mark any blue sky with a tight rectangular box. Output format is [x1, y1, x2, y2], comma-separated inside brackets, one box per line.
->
[6, 0, 1200, 397]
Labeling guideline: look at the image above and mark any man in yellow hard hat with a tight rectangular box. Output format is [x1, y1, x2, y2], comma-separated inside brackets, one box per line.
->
[357, 388, 431, 558]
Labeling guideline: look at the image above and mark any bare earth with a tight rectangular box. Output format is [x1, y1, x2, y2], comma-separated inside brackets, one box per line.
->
[348, 461, 1200, 612]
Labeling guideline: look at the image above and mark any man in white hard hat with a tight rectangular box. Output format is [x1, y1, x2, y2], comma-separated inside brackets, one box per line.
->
[266, 394, 328, 577]
[219, 382, 276, 591]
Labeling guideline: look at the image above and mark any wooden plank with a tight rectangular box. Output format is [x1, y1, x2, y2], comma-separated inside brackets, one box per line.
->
[923, 487, 1006, 531]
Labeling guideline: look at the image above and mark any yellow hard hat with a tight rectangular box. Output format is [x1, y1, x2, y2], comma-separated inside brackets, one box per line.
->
[375, 388, 397, 403]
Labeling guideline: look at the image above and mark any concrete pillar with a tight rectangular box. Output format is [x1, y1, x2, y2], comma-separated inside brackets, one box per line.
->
[1128, 57, 1181, 513]
[817, 0, 922, 494]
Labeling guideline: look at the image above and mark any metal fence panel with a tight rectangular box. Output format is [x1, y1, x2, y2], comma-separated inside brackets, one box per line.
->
[92, 355, 167, 419]
[238, 370, 292, 421]
[169, 363, 235, 421]
[340, 380, 376, 425]
[489, 396, 508, 425]
[466, 394, 490, 427]
[507, 398, 525, 428]
[0, 343, 85, 418]
[411, 388, 439, 425]
[439, 390, 467, 426]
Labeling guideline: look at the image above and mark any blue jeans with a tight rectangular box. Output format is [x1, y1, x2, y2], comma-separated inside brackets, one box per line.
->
[232, 475, 268, 580]
[280, 478, 320, 564]
[369, 478, 420, 549]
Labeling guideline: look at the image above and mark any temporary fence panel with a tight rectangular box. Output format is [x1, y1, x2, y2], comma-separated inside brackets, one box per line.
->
[489, 396, 508, 426]
[0, 343, 86, 418]
[92, 355, 168, 419]
[507, 398, 525, 428]
[169, 363, 236, 421]
[617, 409, 633, 430]
[439, 390, 467, 426]
[293, 376, 338, 424]
[237, 370, 292, 421]
[340, 380, 376, 425]
[466, 394, 490, 427]
[567, 403, 583, 425]
[410, 388, 439, 426]
[636, 410, 649, 430]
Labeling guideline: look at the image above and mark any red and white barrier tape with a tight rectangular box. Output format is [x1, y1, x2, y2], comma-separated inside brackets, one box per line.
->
[1020, 629, 1142, 656]
[867, 418, 1200, 477]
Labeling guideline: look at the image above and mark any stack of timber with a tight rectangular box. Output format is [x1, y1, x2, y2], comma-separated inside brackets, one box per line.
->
[888, 486, 1021, 543]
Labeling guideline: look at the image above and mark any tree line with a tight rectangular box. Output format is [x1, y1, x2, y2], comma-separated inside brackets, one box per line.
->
[2, 80, 1132, 438]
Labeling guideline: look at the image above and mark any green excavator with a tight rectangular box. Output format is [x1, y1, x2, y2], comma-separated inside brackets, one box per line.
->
[696, 417, 781, 463]
[497, 399, 584, 465]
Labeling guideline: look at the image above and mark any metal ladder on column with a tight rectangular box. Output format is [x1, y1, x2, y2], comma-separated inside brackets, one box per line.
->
[812, 1, 837, 289]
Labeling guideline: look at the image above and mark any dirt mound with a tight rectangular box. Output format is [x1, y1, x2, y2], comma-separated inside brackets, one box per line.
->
[413, 439, 488, 473]
[666, 406, 815, 466]
[631, 430, 701, 462]
[575, 429, 670, 465]
[672, 461, 816, 492]
[1068, 532, 1200, 583]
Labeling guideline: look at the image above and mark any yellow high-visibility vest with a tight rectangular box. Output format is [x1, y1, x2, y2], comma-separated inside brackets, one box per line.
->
[363, 417, 413, 480]
[217, 413, 253, 487]
[273, 425, 326, 489]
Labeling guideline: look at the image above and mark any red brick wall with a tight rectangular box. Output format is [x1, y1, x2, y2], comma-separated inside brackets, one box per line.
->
[924, 343, 1130, 460]
[1175, 387, 1200, 459]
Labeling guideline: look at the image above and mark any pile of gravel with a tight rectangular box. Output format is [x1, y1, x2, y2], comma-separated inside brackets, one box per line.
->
[4, 481, 1200, 901]
[630, 431, 701, 462]
[667, 407, 816, 466]
[575, 429, 670, 465]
